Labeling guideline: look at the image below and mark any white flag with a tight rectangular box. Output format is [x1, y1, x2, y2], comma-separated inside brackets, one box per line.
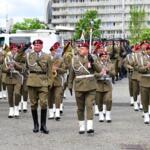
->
[80, 30, 85, 42]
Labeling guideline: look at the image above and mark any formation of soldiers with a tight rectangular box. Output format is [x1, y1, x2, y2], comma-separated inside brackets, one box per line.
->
[0, 38, 149, 135]
[124, 41, 150, 124]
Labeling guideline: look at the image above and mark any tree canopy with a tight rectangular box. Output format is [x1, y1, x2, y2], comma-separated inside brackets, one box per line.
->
[129, 6, 146, 44]
[73, 10, 101, 40]
[139, 28, 150, 41]
[11, 18, 48, 33]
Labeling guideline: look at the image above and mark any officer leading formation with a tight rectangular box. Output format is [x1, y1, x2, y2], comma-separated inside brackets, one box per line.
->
[0, 38, 150, 135]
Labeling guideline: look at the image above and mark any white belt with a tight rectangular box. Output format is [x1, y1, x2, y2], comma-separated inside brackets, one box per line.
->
[142, 74, 150, 77]
[76, 74, 94, 79]
[98, 77, 111, 81]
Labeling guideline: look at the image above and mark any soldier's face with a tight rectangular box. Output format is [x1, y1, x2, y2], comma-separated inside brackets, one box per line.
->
[51, 50, 56, 56]
[33, 44, 43, 53]
[79, 47, 88, 56]
[11, 47, 18, 55]
[101, 55, 108, 61]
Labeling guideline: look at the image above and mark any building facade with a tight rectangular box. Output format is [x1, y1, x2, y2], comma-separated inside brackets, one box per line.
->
[45, 0, 150, 39]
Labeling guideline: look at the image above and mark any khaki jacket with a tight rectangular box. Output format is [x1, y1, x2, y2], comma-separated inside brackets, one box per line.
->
[95, 59, 115, 92]
[2, 52, 23, 85]
[26, 51, 52, 87]
[68, 54, 100, 92]
[131, 52, 143, 81]
[51, 57, 67, 87]
[138, 54, 150, 87]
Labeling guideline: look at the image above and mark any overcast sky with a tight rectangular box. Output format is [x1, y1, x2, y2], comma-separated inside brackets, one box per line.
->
[0, 0, 45, 27]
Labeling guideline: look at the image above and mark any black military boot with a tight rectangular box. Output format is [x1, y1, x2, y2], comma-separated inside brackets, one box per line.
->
[40, 109, 49, 134]
[31, 109, 39, 133]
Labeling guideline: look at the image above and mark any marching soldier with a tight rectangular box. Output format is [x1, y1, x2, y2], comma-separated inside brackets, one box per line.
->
[48, 43, 67, 120]
[16, 43, 31, 113]
[131, 45, 143, 111]
[62, 41, 73, 112]
[0, 47, 7, 99]
[95, 51, 115, 122]
[138, 46, 150, 124]
[106, 41, 120, 82]
[68, 43, 100, 134]
[124, 48, 134, 106]
[2, 45, 23, 118]
[26, 39, 52, 134]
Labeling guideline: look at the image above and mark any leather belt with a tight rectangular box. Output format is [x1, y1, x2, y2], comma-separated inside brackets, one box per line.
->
[30, 71, 46, 74]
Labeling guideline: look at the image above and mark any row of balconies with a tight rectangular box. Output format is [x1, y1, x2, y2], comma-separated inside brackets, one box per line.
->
[51, 16, 150, 24]
[52, 6, 150, 16]
[51, 17, 124, 23]
[52, 1, 150, 8]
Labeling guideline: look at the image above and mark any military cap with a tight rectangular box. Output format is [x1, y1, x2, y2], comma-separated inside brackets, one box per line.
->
[79, 42, 89, 48]
[33, 39, 43, 45]
[50, 46, 55, 52]
[99, 51, 108, 57]
[53, 42, 60, 50]
[10, 44, 17, 50]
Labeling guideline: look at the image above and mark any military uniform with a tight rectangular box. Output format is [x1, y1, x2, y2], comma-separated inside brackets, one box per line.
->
[48, 56, 66, 120]
[26, 39, 52, 134]
[107, 45, 120, 81]
[138, 52, 150, 124]
[124, 53, 134, 106]
[68, 49, 100, 134]
[3, 51, 23, 118]
[131, 51, 143, 110]
[15, 48, 30, 113]
[95, 52, 115, 122]
[0, 50, 7, 99]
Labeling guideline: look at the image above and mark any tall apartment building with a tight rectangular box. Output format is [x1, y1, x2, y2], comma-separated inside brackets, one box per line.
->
[45, 0, 150, 39]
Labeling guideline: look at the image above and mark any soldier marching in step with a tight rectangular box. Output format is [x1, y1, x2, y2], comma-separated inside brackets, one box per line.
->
[2, 45, 23, 118]
[26, 39, 52, 134]
[0, 45, 8, 100]
[95, 51, 115, 123]
[138, 45, 150, 124]
[3, 35, 150, 134]
[68, 42, 100, 134]
[48, 42, 67, 121]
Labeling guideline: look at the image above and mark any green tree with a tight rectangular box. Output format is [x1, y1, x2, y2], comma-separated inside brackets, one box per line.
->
[11, 18, 48, 33]
[73, 10, 101, 40]
[140, 28, 150, 41]
[129, 6, 146, 44]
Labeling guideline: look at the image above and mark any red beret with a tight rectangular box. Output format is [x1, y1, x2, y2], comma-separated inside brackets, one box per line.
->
[134, 44, 141, 51]
[10, 44, 17, 50]
[80, 42, 89, 48]
[99, 51, 108, 57]
[93, 41, 99, 46]
[145, 45, 150, 50]
[33, 39, 43, 45]
[50, 46, 56, 51]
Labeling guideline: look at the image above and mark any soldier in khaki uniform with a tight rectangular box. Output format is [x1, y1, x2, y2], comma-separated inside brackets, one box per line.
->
[68, 43, 100, 134]
[106, 42, 120, 82]
[0, 47, 7, 99]
[26, 39, 52, 134]
[48, 44, 67, 120]
[124, 50, 135, 106]
[131, 46, 143, 111]
[138, 47, 150, 124]
[2, 45, 23, 118]
[16, 44, 31, 113]
[95, 51, 115, 122]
